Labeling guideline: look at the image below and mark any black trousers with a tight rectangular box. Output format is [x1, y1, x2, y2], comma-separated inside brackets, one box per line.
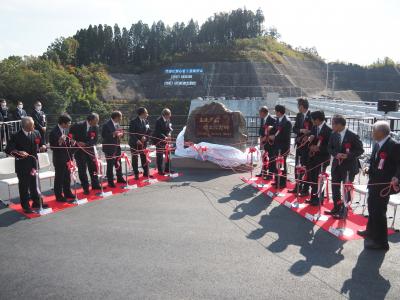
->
[75, 151, 99, 189]
[366, 188, 389, 246]
[331, 168, 356, 209]
[54, 162, 72, 197]
[16, 172, 41, 210]
[105, 148, 123, 183]
[131, 145, 149, 176]
[156, 147, 170, 173]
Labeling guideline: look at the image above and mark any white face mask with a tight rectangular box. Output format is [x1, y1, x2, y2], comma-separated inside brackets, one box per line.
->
[1, 104, 6, 109]
[18, 104, 23, 109]
[35, 105, 42, 111]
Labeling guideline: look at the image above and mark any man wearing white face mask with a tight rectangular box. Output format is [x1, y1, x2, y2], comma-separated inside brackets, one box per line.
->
[14, 101, 27, 120]
[0, 99, 11, 150]
[31, 100, 47, 145]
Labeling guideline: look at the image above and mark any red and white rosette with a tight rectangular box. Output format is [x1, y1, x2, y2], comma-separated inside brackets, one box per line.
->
[378, 152, 387, 170]
[89, 131, 96, 140]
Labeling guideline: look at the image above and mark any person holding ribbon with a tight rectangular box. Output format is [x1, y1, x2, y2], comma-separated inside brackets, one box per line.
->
[268, 104, 292, 189]
[49, 114, 76, 203]
[256, 106, 276, 180]
[305, 110, 332, 206]
[102, 111, 126, 187]
[129, 107, 152, 180]
[153, 108, 173, 175]
[31, 100, 47, 145]
[327, 114, 364, 218]
[358, 121, 400, 251]
[5, 117, 48, 213]
[69, 113, 101, 195]
[289, 98, 312, 196]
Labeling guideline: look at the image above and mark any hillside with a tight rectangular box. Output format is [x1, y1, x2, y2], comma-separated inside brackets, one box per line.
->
[103, 37, 400, 104]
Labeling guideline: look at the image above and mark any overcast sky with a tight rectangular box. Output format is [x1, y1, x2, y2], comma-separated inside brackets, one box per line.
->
[0, 0, 398, 65]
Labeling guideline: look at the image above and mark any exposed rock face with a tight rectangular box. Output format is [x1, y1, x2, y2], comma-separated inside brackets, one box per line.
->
[184, 102, 247, 150]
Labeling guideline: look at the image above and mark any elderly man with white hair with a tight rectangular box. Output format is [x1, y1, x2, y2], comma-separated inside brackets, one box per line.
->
[5, 116, 48, 213]
[358, 121, 400, 251]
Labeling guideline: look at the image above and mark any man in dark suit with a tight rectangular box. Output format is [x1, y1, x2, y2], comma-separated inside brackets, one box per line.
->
[102, 111, 126, 187]
[289, 98, 312, 195]
[153, 108, 173, 175]
[14, 101, 27, 120]
[0, 99, 11, 150]
[31, 100, 47, 145]
[49, 114, 76, 202]
[305, 110, 332, 206]
[358, 121, 400, 251]
[327, 115, 364, 218]
[256, 106, 276, 180]
[129, 107, 152, 180]
[70, 113, 101, 194]
[5, 117, 48, 213]
[268, 105, 292, 188]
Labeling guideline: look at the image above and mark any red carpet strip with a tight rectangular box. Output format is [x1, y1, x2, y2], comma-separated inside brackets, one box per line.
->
[9, 172, 182, 219]
[242, 177, 395, 241]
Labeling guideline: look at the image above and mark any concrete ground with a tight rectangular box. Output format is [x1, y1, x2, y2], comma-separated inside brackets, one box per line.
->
[0, 167, 399, 300]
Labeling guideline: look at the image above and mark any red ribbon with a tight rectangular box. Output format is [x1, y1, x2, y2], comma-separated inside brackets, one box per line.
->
[34, 137, 41, 145]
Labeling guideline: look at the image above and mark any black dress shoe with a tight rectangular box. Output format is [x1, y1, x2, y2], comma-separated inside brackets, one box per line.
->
[83, 189, 90, 195]
[325, 207, 339, 215]
[288, 189, 298, 194]
[299, 191, 309, 197]
[117, 178, 127, 184]
[55, 196, 68, 202]
[143, 174, 154, 178]
[357, 230, 369, 237]
[32, 203, 50, 209]
[158, 172, 165, 176]
[91, 185, 102, 190]
[365, 241, 389, 251]
[134, 174, 140, 180]
[23, 208, 34, 214]
[255, 173, 263, 177]
[108, 182, 116, 188]
[64, 193, 76, 199]
[264, 175, 273, 180]
[165, 170, 175, 174]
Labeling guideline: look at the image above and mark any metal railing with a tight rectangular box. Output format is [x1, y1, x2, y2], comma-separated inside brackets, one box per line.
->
[0, 120, 22, 153]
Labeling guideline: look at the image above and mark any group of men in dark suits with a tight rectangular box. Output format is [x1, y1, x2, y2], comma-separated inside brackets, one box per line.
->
[257, 104, 292, 188]
[258, 98, 400, 251]
[101, 107, 173, 186]
[0, 99, 46, 150]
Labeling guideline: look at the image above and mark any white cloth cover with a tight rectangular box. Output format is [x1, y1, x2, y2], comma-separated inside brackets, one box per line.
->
[175, 127, 261, 168]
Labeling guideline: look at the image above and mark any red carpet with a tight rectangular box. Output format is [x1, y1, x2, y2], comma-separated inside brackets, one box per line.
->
[242, 177, 395, 241]
[10, 172, 182, 219]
